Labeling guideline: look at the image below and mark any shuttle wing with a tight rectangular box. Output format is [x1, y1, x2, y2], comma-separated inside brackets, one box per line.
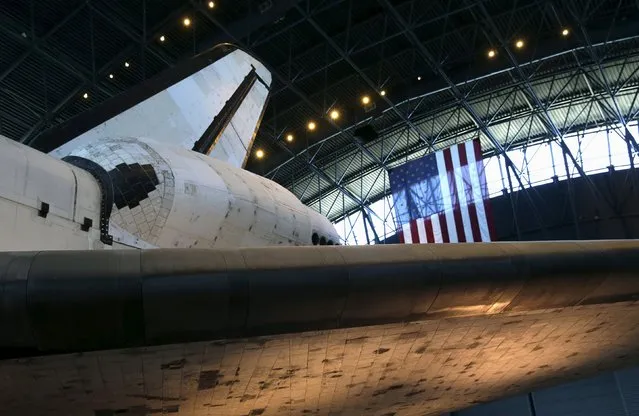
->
[29, 44, 271, 169]
[2, 241, 639, 415]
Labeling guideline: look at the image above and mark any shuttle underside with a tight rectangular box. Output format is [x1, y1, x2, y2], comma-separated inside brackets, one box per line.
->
[2, 242, 639, 415]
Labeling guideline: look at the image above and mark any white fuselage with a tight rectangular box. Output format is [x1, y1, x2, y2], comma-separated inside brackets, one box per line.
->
[0, 135, 339, 251]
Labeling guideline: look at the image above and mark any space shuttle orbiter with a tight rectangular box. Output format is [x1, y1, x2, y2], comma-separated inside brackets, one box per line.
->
[2, 44, 639, 416]
[0, 44, 339, 252]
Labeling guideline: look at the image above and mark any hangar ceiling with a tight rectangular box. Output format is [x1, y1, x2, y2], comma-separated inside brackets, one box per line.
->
[1, 0, 638, 222]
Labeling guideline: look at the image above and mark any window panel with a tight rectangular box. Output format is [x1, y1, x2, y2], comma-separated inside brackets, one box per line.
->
[525, 143, 554, 186]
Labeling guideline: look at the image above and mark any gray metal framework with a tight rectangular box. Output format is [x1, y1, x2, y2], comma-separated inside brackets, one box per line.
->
[292, 45, 639, 220]
[252, 0, 639, 243]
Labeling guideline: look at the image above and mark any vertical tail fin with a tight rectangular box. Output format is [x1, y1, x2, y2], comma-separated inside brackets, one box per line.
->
[30, 44, 271, 169]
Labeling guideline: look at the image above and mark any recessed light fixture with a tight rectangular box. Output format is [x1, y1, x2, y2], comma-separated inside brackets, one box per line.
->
[361, 95, 371, 105]
[307, 121, 317, 131]
[515, 39, 525, 49]
[329, 109, 340, 120]
[286, 134, 294, 142]
[109, 74, 114, 79]
[124, 61, 130, 68]
[208, 1, 215, 8]
[562, 28, 570, 37]
[488, 49, 496, 58]
[82, 92, 88, 99]
[183, 17, 191, 27]
[160, 35, 166, 42]
[380, 90, 386, 96]
[255, 149, 264, 159]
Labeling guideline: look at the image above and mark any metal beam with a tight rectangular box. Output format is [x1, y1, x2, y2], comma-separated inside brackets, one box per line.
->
[376, 0, 531, 193]
[572, 19, 639, 153]
[267, 2, 481, 96]
[0, 2, 88, 84]
[362, 206, 381, 244]
[21, 3, 192, 143]
[473, 1, 618, 211]
[264, 33, 639, 181]
[0, 25, 115, 98]
[87, 4, 173, 67]
[295, 4, 435, 153]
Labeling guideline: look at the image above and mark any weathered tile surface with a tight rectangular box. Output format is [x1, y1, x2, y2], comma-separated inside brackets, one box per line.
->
[3, 302, 639, 415]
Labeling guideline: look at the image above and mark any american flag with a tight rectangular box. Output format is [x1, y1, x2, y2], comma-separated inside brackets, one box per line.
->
[388, 139, 495, 243]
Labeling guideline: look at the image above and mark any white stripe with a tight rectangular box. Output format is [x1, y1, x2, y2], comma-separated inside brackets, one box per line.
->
[445, 208, 458, 243]
[450, 144, 474, 242]
[436, 150, 458, 243]
[465, 141, 491, 241]
[430, 214, 443, 243]
[402, 223, 413, 244]
[416, 218, 427, 244]
[435, 151, 453, 211]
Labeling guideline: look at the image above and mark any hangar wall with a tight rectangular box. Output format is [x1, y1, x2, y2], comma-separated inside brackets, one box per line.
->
[492, 168, 639, 242]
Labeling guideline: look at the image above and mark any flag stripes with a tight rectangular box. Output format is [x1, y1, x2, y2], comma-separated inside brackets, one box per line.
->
[394, 140, 495, 244]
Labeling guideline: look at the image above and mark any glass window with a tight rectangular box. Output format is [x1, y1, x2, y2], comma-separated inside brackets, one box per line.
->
[549, 140, 566, 180]
[525, 142, 554, 186]
[483, 156, 505, 197]
[581, 128, 611, 174]
[609, 125, 633, 170]
[368, 195, 397, 240]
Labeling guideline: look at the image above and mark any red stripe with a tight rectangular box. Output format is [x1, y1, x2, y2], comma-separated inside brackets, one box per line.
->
[473, 139, 496, 240]
[443, 148, 466, 242]
[458, 144, 482, 242]
[467, 202, 482, 242]
[439, 212, 450, 243]
[399, 229, 405, 244]
[425, 217, 434, 243]
[410, 219, 419, 245]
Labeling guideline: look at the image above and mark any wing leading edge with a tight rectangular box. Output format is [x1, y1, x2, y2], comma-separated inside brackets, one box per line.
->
[2, 241, 639, 354]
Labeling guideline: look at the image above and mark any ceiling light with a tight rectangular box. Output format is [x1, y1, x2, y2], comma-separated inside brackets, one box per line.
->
[108, 74, 114, 79]
[208, 1, 215, 8]
[417, 76, 422, 81]
[562, 28, 570, 37]
[255, 149, 264, 159]
[307, 121, 317, 131]
[82, 92, 88, 99]
[515, 39, 525, 49]
[160, 35, 166, 42]
[124, 61, 130, 68]
[183, 17, 191, 27]
[487, 49, 496, 58]
[361, 95, 371, 105]
[286, 133, 294, 142]
[380, 90, 386, 96]
[329, 109, 340, 120]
